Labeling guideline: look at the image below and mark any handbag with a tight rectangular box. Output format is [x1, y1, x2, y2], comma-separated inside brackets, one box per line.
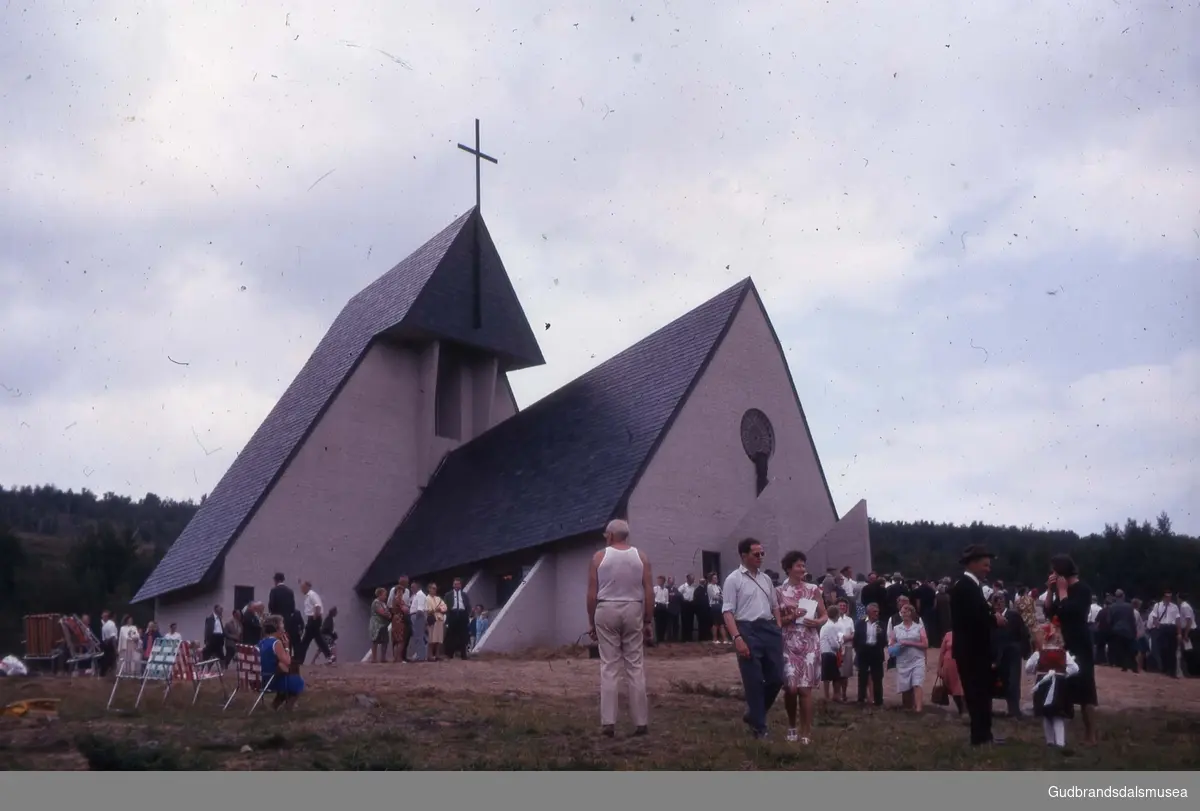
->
[931, 675, 949, 706]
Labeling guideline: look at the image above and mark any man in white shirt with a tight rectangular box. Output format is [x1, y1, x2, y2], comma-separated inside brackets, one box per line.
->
[202, 604, 227, 665]
[839, 567, 859, 599]
[163, 622, 182, 641]
[1148, 591, 1182, 678]
[819, 603, 853, 702]
[652, 575, 670, 644]
[407, 582, 429, 662]
[722, 537, 784, 740]
[298, 581, 333, 665]
[444, 577, 472, 660]
[678, 574, 698, 642]
[1179, 596, 1197, 677]
[98, 610, 119, 677]
[854, 602, 885, 706]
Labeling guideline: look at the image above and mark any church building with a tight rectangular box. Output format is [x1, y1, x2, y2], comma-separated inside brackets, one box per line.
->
[134, 208, 872, 658]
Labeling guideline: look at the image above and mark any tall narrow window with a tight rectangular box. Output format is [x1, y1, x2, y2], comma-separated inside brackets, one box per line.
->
[233, 585, 255, 614]
[435, 345, 462, 439]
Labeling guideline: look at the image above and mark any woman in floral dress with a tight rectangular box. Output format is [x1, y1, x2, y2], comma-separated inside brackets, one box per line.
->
[776, 550, 828, 744]
[368, 588, 391, 663]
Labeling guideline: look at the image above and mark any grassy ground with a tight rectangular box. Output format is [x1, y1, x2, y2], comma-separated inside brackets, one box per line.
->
[3, 662, 1199, 770]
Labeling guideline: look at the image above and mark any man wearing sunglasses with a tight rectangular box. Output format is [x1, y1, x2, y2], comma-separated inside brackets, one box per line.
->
[722, 537, 785, 740]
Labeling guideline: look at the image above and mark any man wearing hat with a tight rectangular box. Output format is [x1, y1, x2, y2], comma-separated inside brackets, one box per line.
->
[950, 544, 1008, 746]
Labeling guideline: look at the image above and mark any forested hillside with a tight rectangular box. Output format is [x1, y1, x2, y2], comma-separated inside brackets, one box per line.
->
[0, 483, 1196, 653]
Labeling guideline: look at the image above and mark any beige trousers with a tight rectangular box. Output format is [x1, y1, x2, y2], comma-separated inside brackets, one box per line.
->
[595, 600, 649, 727]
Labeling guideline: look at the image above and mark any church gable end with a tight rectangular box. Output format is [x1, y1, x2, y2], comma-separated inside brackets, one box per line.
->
[356, 280, 751, 588]
[135, 208, 543, 605]
[403, 210, 544, 371]
[626, 285, 839, 579]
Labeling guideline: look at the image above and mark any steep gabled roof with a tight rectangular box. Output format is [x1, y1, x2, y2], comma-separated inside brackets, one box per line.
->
[134, 209, 543, 603]
[357, 279, 754, 589]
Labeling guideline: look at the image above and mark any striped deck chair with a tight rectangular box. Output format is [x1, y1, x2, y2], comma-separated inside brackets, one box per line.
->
[223, 643, 276, 715]
[59, 616, 103, 675]
[22, 614, 64, 667]
[133, 637, 182, 708]
[106, 638, 151, 710]
[173, 641, 227, 706]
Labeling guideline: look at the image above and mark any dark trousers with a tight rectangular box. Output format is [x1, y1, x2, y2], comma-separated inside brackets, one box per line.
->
[1093, 629, 1108, 666]
[285, 615, 304, 656]
[654, 606, 669, 643]
[445, 610, 470, 659]
[735, 620, 784, 734]
[680, 603, 695, 642]
[997, 647, 1021, 716]
[298, 617, 331, 664]
[1155, 628, 1179, 677]
[696, 604, 713, 641]
[961, 662, 994, 745]
[98, 639, 117, 677]
[856, 647, 884, 705]
[1109, 635, 1137, 672]
[1184, 629, 1199, 677]
[401, 614, 413, 661]
[202, 636, 224, 664]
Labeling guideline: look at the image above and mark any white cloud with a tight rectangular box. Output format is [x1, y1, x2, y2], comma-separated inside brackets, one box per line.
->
[1, 1, 1196, 537]
[838, 349, 1200, 534]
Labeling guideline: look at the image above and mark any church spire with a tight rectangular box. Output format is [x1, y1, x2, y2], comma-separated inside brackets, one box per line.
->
[456, 119, 498, 329]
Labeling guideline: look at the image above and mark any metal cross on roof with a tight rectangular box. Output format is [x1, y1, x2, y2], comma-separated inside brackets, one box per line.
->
[457, 118, 498, 212]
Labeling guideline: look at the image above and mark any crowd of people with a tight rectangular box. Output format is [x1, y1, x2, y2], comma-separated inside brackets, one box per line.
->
[366, 576, 490, 664]
[585, 522, 1197, 749]
[59, 575, 340, 709]
[42, 529, 1195, 729]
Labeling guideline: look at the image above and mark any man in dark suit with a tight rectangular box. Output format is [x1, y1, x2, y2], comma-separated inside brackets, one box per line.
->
[989, 593, 1025, 719]
[854, 602, 886, 705]
[202, 604, 226, 664]
[666, 577, 683, 642]
[267, 572, 301, 654]
[884, 574, 908, 621]
[859, 573, 887, 620]
[444, 577, 472, 659]
[951, 545, 1008, 746]
[1107, 590, 1138, 672]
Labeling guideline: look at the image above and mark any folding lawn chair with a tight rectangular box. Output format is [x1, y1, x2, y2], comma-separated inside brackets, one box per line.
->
[21, 614, 64, 670]
[223, 643, 276, 714]
[106, 643, 152, 710]
[132, 637, 182, 709]
[59, 616, 104, 676]
[173, 641, 227, 706]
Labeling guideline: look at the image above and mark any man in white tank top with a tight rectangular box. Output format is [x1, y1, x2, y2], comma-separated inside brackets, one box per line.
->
[586, 518, 654, 737]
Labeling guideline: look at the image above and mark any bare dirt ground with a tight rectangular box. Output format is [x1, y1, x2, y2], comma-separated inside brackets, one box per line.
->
[321, 644, 1200, 712]
[2, 643, 1198, 770]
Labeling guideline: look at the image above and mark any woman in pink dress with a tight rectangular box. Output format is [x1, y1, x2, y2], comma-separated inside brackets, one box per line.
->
[938, 630, 965, 715]
[776, 550, 828, 744]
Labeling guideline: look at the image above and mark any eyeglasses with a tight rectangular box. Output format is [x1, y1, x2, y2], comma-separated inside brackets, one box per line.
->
[749, 551, 765, 558]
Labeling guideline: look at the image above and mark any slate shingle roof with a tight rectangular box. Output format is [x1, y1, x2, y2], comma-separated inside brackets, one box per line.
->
[357, 278, 754, 588]
[134, 209, 543, 603]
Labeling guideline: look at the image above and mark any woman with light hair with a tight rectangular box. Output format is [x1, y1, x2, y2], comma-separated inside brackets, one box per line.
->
[889, 603, 928, 712]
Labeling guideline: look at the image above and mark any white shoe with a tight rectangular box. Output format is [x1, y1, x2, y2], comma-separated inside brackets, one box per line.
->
[786, 728, 799, 742]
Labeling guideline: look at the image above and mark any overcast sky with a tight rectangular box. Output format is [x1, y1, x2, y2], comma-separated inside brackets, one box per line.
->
[2, 2, 1197, 536]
